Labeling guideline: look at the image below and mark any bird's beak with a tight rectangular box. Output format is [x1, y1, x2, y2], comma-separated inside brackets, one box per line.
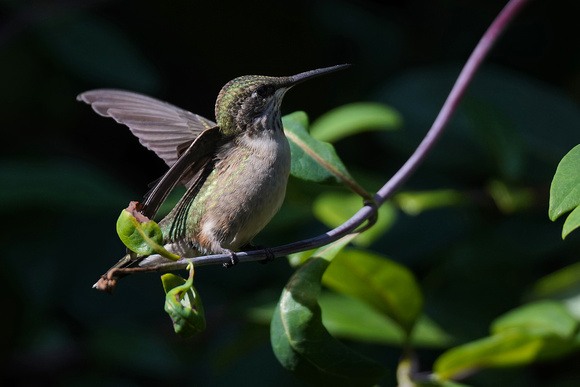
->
[284, 64, 351, 88]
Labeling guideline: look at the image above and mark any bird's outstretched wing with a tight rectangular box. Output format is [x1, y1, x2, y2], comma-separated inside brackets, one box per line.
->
[78, 89, 224, 219]
[77, 89, 216, 167]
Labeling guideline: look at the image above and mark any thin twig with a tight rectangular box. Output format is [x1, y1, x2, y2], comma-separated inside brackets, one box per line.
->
[113, 0, 530, 275]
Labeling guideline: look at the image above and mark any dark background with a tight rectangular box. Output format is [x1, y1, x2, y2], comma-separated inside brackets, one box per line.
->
[3, 0, 580, 386]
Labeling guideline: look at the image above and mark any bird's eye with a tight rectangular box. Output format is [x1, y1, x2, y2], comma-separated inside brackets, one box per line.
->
[255, 84, 274, 98]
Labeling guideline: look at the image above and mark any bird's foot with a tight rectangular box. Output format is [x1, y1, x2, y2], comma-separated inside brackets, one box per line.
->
[222, 250, 239, 268]
[259, 247, 275, 264]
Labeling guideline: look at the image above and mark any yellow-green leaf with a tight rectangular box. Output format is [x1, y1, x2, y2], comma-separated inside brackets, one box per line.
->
[115, 202, 180, 260]
[323, 249, 423, 334]
[309, 102, 402, 143]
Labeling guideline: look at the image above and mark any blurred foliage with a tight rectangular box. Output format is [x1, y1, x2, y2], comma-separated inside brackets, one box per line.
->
[313, 191, 397, 247]
[309, 101, 401, 143]
[3, 0, 580, 386]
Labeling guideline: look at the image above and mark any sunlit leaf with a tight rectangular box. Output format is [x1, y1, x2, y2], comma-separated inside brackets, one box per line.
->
[309, 102, 401, 143]
[550, 144, 580, 239]
[562, 205, 580, 240]
[318, 292, 452, 348]
[116, 205, 163, 255]
[322, 249, 423, 334]
[492, 301, 577, 340]
[563, 294, 580, 321]
[287, 234, 357, 268]
[287, 249, 317, 268]
[434, 332, 543, 381]
[434, 301, 579, 381]
[313, 191, 397, 247]
[417, 380, 473, 387]
[116, 202, 180, 260]
[549, 145, 580, 234]
[271, 257, 387, 386]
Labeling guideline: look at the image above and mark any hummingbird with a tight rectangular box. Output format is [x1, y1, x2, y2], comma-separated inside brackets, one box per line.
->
[78, 64, 350, 291]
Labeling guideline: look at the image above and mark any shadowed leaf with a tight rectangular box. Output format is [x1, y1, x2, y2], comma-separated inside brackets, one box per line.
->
[283, 112, 370, 198]
[271, 257, 387, 386]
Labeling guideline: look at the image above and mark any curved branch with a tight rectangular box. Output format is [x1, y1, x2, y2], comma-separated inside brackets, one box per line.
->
[113, 0, 530, 276]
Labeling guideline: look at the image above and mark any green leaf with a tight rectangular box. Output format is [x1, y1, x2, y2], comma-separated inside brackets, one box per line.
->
[417, 380, 473, 387]
[116, 207, 163, 255]
[248, 294, 451, 348]
[531, 261, 580, 299]
[492, 301, 578, 339]
[283, 112, 355, 186]
[434, 301, 579, 381]
[313, 191, 397, 247]
[162, 268, 206, 338]
[486, 180, 534, 214]
[562, 205, 580, 239]
[322, 249, 423, 334]
[309, 102, 402, 143]
[116, 204, 180, 260]
[287, 248, 317, 268]
[287, 234, 357, 267]
[318, 292, 452, 348]
[271, 257, 387, 386]
[434, 332, 544, 381]
[549, 145, 580, 225]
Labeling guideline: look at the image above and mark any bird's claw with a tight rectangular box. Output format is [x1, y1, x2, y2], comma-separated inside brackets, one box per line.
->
[223, 250, 239, 268]
[259, 247, 275, 265]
